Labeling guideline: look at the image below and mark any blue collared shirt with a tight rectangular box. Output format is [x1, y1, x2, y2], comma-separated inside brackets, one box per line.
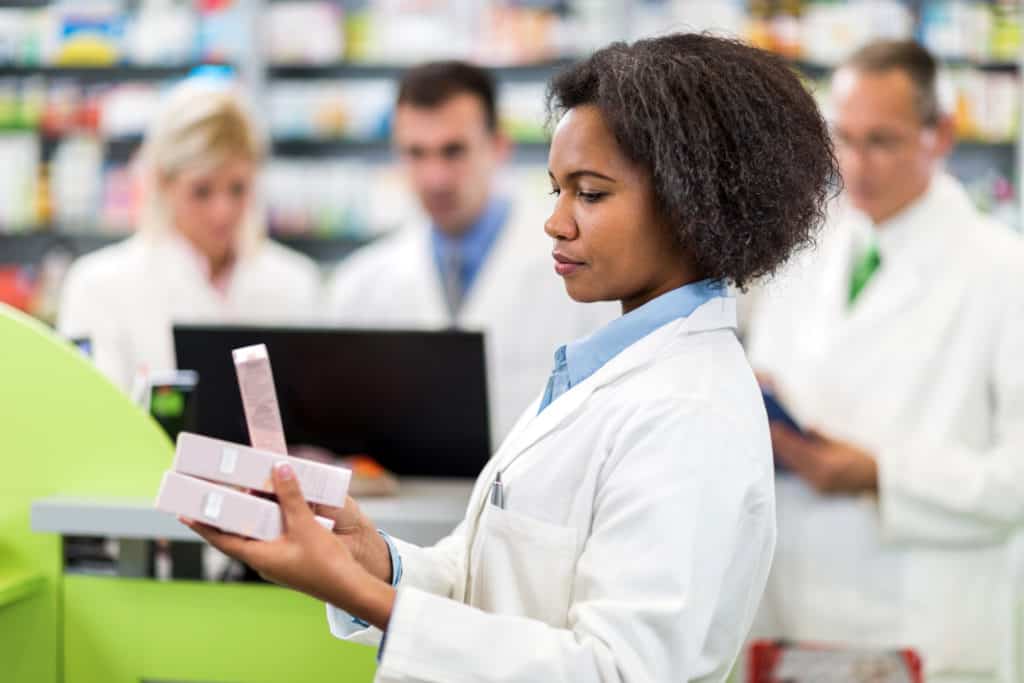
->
[430, 197, 509, 297]
[538, 279, 727, 413]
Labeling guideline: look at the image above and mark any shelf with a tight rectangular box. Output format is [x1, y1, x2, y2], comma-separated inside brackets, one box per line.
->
[0, 230, 375, 266]
[272, 137, 393, 159]
[944, 59, 1019, 73]
[268, 58, 573, 81]
[790, 58, 1019, 77]
[0, 63, 227, 82]
[956, 140, 1019, 152]
[272, 137, 550, 163]
[39, 134, 143, 163]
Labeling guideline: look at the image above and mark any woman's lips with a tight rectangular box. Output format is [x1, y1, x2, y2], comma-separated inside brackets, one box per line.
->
[553, 251, 585, 277]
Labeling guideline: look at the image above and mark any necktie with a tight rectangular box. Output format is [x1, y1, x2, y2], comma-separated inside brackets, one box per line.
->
[538, 346, 571, 414]
[443, 246, 464, 322]
[848, 239, 881, 306]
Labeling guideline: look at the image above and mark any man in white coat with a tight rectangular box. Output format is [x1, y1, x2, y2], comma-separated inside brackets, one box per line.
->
[745, 40, 1024, 681]
[327, 61, 614, 444]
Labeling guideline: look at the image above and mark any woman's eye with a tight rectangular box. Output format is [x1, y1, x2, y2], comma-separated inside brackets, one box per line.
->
[548, 188, 561, 197]
[578, 191, 605, 203]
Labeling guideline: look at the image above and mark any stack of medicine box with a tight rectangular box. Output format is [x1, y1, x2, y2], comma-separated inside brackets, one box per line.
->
[155, 344, 352, 540]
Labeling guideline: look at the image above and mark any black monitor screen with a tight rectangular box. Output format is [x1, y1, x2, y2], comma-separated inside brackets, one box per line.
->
[173, 325, 491, 479]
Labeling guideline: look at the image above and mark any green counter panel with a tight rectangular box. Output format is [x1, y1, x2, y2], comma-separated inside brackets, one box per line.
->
[63, 575, 378, 683]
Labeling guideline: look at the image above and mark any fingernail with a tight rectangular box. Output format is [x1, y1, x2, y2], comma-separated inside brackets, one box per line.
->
[276, 462, 295, 480]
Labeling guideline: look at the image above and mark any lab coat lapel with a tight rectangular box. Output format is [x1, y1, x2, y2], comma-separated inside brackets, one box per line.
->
[495, 297, 738, 469]
[401, 224, 453, 327]
[460, 205, 540, 328]
[835, 175, 968, 338]
[843, 257, 924, 333]
[148, 236, 222, 320]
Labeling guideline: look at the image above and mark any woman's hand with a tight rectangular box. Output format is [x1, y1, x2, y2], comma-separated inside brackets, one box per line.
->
[183, 463, 395, 630]
[311, 495, 394, 585]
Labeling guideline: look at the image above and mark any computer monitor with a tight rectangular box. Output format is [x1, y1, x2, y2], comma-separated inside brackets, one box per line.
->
[173, 325, 491, 479]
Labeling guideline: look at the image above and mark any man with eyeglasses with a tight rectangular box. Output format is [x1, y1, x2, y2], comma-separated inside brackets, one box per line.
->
[744, 40, 1024, 682]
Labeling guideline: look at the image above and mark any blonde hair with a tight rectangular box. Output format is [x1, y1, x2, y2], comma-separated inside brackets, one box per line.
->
[138, 80, 268, 256]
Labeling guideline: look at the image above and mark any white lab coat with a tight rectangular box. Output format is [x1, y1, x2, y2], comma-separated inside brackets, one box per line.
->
[329, 296, 777, 683]
[57, 233, 322, 392]
[326, 203, 617, 444]
[744, 173, 1024, 681]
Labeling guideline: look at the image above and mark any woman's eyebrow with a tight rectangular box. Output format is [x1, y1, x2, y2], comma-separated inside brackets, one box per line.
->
[548, 169, 617, 183]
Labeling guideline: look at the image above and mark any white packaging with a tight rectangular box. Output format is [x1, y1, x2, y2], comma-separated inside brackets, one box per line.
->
[232, 344, 288, 455]
[155, 471, 335, 541]
[174, 432, 351, 508]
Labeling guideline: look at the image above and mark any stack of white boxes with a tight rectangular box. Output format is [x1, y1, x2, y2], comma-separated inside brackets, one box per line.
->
[155, 344, 352, 540]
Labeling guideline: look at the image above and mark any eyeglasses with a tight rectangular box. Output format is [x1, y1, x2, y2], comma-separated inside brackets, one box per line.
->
[832, 126, 934, 159]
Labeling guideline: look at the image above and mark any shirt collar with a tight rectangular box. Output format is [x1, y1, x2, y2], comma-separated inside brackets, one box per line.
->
[564, 279, 728, 388]
[431, 197, 509, 263]
[859, 173, 967, 260]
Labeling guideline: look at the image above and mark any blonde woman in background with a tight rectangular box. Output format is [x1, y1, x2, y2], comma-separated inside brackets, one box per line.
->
[58, 79, 321, 392]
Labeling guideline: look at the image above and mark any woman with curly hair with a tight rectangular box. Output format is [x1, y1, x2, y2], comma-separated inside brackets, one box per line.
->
[187, 33, 839, 682]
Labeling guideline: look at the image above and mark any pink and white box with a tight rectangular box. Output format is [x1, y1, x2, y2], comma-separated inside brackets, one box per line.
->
[155, 471, 336, 541]
[173, 432, 351, 508]
[232, 343, 288, 455]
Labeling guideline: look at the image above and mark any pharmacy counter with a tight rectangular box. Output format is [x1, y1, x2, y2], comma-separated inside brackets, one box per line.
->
[33, 477, 472, 550]
[28, 478, 473, 683]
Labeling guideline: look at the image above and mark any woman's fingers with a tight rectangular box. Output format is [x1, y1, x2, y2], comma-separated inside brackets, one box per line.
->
[181, 517, 256, 563]
[272, 462, 316, 530]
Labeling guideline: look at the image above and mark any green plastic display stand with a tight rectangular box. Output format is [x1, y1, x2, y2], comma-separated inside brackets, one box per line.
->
[0, 304, 377, 683]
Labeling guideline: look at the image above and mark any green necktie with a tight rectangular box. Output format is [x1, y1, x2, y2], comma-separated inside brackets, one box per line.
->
[848, 240, 881, 306]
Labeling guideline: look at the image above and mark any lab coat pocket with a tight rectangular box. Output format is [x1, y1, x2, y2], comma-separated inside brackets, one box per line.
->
[471, 504, 579, 628]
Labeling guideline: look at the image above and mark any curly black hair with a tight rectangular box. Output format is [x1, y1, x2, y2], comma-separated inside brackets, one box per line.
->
[547, 33, 840, 290]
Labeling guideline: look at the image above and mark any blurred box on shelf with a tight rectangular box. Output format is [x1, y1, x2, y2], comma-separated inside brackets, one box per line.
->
[268, 79, 395, 141]
[499, 81, 547, 143]
[265, 159, 411, 239]
[48, 2, 126, 67]
[265, 2, 345, 66]
[0, 133, 39, 231]
[0, 0, 244, 68]
[920, 0, 1022, 63]
[950, 69, 1020, 143]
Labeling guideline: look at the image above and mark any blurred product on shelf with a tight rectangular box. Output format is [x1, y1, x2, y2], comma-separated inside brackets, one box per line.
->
[498, 81, 547, 143]
[0, 247, 71, 321]
[195, 0, 247, 65]
[345, 0, 473, 64]
[919, 0, 1022, 62]
[325, 0, 574, 66]
[268, 79, 395, 141]
[265, 77, 549, 145]
[649, 0, 1021, 66]
[0, 0, 241, 68]
[0, 134, 38, 229]
[50, 134, 103, 226]
[967, 170, 1020, 230]
[265, 1, 345, 66]
[798, 0, 915, 63]
[264, 160, 393, 238]
[948, 68, 1019, 142]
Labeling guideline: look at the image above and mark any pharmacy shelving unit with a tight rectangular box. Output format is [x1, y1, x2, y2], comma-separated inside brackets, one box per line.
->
[0, 1, 1021, 273]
